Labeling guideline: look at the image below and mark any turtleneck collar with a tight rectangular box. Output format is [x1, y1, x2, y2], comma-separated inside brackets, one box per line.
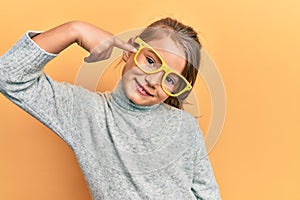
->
[111, 80, 162, 112]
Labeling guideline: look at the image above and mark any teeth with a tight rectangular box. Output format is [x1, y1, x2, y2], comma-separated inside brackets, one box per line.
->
[139, 85, 145, 91]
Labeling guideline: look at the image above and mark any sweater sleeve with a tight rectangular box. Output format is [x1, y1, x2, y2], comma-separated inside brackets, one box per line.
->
[0, 32, 79, 145]
[191, 128, 222, 200]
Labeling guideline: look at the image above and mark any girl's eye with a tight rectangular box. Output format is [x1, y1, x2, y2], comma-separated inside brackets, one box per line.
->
[165, 76, 175, 85]
[146, 57, 155, 66]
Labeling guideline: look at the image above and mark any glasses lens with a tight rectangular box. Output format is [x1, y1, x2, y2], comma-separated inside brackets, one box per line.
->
[163, 72, 188, 95]
[136, 48, 163, 72]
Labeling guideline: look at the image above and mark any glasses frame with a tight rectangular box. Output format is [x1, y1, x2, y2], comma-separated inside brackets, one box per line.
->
[133, 37, 192, 97]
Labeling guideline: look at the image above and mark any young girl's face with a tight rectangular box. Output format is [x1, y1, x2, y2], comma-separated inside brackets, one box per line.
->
[121, 37, 186, 106]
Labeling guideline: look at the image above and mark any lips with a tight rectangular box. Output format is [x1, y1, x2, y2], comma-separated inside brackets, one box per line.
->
[134, 78, 154, 97]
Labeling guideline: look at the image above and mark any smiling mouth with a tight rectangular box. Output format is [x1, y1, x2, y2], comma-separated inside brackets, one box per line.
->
[134, 78, 154, 97]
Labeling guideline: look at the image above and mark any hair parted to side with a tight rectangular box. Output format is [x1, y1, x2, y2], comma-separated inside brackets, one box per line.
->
[138, 17, 202, 109]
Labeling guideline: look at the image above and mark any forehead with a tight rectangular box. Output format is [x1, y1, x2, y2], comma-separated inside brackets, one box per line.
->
[146, 37, 186, 73]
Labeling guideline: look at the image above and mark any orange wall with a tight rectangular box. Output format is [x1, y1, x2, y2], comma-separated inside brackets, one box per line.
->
[0, 0, 299, 199]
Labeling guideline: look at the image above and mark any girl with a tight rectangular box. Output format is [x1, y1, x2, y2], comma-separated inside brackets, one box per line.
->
[0, 18, 221, 199]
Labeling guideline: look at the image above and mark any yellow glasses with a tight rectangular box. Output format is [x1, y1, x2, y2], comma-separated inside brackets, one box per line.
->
[133, 37, 192, 97]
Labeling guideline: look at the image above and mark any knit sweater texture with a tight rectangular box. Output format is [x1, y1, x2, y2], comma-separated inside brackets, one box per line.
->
[0, 32, 221, 200]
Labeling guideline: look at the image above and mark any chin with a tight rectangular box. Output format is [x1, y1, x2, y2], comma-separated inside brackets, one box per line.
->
[129, 94, 153, 106]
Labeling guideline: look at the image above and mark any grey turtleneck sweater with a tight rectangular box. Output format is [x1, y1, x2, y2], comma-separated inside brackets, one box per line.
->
[0, 32, 221, 200]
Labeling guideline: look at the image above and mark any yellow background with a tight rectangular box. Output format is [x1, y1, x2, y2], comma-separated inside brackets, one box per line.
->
[0, 0, 299, 199]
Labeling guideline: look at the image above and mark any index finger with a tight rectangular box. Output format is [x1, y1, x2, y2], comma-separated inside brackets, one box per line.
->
[113, 37, 137, 53]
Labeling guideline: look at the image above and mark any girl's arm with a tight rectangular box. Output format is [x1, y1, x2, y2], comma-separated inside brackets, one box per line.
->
[191, 128, 222, 200]
[32, 21, 136, 61]
[0, 21, 134, 145]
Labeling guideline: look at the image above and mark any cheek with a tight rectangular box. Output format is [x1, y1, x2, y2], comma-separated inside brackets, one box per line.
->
[122, 62, 132, 76]
[157, 88, 169, 101]
[122, 55, 135, 75]
[122, 61, 146, 78]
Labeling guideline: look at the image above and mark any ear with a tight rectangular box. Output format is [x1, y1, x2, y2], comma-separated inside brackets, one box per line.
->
[122, 51, 132, 62]
[122, 37, 137, 62]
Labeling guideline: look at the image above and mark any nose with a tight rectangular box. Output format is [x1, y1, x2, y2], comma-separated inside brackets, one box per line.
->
[145, 71, 164, 88]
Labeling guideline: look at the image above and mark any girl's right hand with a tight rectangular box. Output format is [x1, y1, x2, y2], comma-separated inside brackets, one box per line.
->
[32, 21, 137, 62]
[73, 21, 137, 62]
